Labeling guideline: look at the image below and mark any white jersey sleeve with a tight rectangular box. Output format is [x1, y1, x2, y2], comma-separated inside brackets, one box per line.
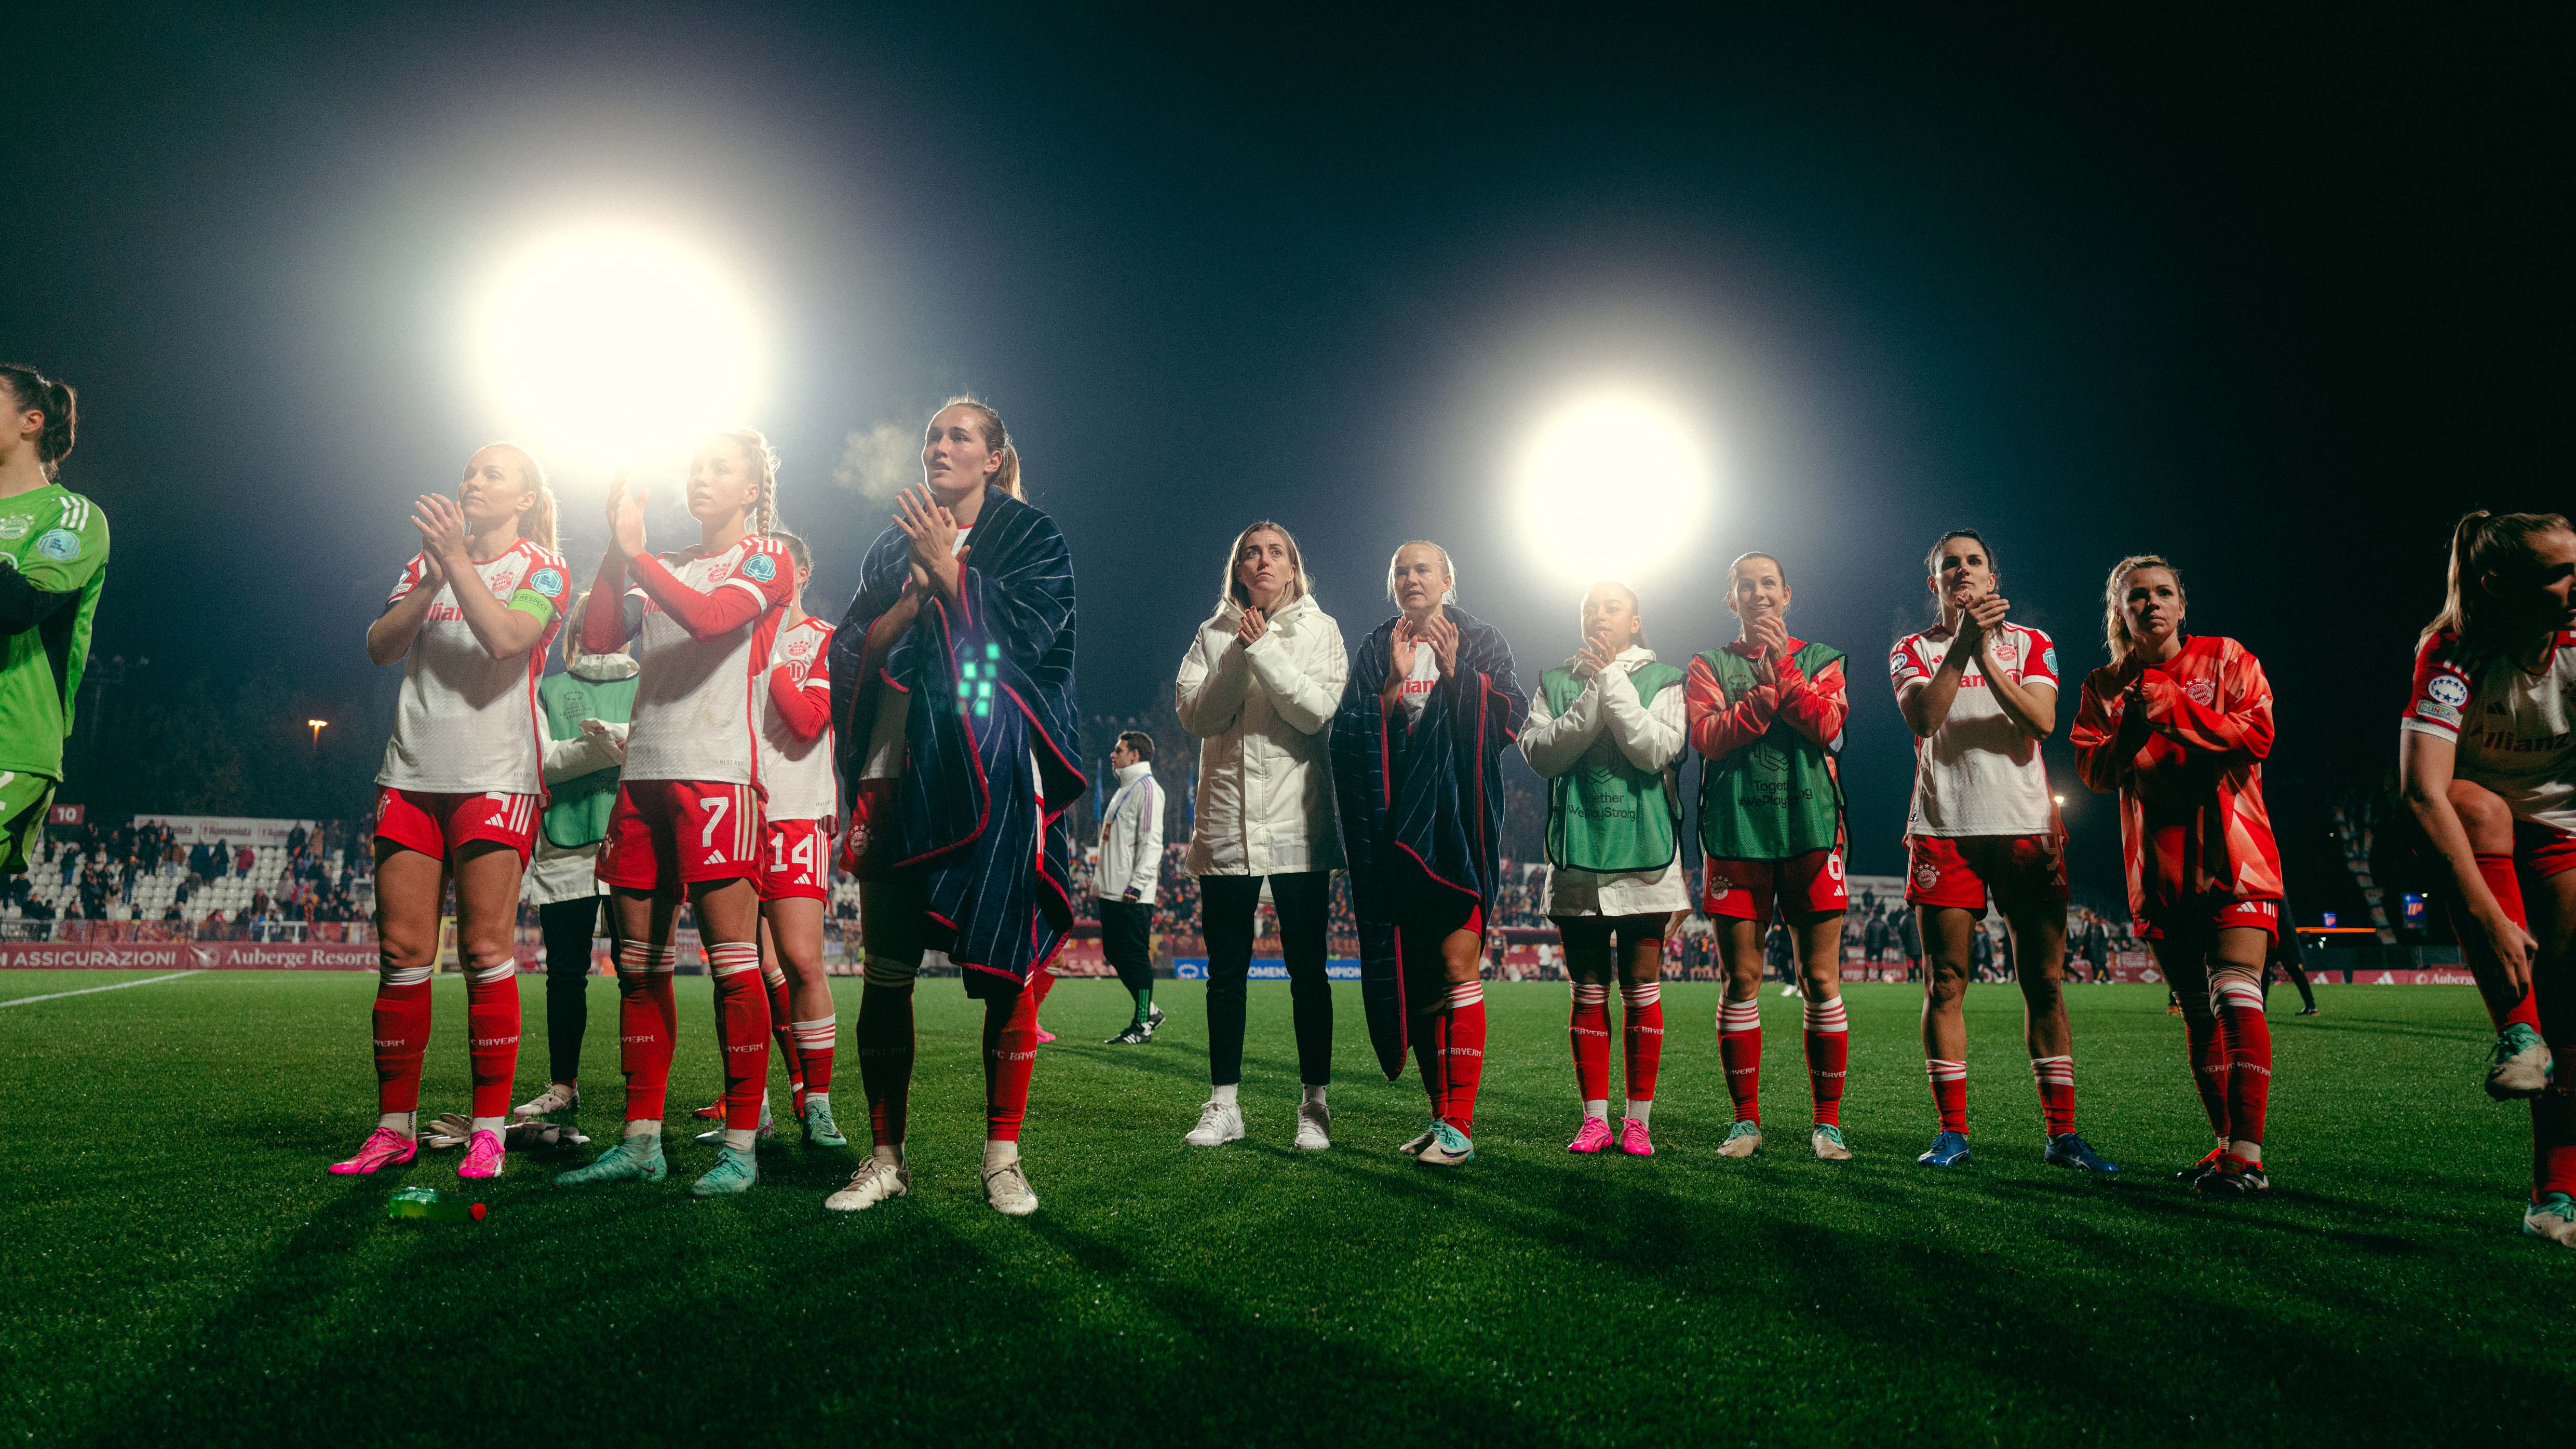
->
[375, 540, 568, 796]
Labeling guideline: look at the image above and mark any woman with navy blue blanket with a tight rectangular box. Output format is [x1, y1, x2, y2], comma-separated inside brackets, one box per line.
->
[1331, 541, 1529, 1167]
[822, 398, 1084, 1217]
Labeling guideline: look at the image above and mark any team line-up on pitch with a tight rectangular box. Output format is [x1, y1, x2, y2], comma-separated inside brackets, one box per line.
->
[0, 368, 2562, 1242]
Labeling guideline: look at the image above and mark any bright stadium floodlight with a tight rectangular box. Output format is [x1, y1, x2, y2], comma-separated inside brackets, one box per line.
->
[465, 223, 766, 477]
[1512, 390, 1715, 588]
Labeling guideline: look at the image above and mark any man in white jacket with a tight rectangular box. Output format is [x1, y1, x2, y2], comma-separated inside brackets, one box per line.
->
[1097, 730, 1166, 1044]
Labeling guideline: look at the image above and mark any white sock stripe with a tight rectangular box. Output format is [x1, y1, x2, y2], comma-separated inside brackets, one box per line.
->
[1803, 999, 1848, 1031]
[465, 963, 516, 985]
[708, 943, 762, 978]
[1720, 1001, 1761, 1031]
[761, 966, 787, 988]
[1571, 983, 1610, 1004]
[1621, 983, 1662, 1006]
[1925, 1059, 1967, 1081]
[379, 964, 433, 988]
[1448, 983, 1484, 1008]
[2214, 981, 2264, 1009]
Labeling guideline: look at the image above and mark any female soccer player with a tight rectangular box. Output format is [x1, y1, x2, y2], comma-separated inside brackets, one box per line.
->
[1330, 541, 1528, 1168]
[823, 399, 1083, 1216]
[1687, 552, 1853, 1161]
[2071, 554, 2284, 1198]
[753, 529, 845, 1148]
[2394, 510, 2576, 1247]
[1175, 520, 1348, 1150]
[333, 443, 564, 1180]
[511, 605, 636, 1123]
[1892, 530, 2118, 1172]
[0, 365, 106, 900]
[1519, 581, 1687, 1156]
[555, 431, 795, 1197]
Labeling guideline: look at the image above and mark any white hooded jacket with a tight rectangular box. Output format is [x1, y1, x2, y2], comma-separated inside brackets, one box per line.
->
[1095, 760, 1166, 904]
[1175, 591, 1347, 877]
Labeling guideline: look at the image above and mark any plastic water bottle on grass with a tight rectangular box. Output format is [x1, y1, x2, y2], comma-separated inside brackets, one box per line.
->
[386, 1186, 485, 1223]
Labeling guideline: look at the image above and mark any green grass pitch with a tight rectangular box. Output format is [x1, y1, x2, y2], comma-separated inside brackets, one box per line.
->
[1, 971, 2565, 1446]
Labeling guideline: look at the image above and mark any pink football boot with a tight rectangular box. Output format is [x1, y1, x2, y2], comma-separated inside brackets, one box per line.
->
[1619, 1117, 1656, 1157]
[1567, 1116, 1615, 1154]
[457, 1130, 507, 1180]
[328, 1128, 418, 1176]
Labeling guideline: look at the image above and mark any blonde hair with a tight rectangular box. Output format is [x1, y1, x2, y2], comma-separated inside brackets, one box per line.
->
[2419, 509, 2574, 663]
[935, 396, 1023, 499]
[1220, 520, 1313, 612]
[1385, 540, 1458, 605]
[480, 441, 557, 553]
[2102, 553, 2182, 668]
[714, 429, 782, 537]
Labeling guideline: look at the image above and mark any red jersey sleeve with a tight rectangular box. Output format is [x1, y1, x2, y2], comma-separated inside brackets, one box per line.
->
[629, 538, 792, 643]
[2400, 630, 2472, 740]
[1771, 645, 1847, 750]
[582, 552, 632, 653]
[1888, 633, 1933, 695]
[767, 621, 833, 740]
[2069, 667, 2136, 793]
[385, 552, 430, 610]
[1687, 651, 1778, 761]
[2013, 625, 2061, 691]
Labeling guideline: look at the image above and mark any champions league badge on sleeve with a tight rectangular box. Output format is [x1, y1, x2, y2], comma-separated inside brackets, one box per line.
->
[743, 552, 778, 583]
[530, 566, 565, 598]
[34, 529, 80, 562]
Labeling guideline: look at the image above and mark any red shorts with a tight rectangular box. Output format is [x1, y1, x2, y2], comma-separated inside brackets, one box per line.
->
[2139, 897, 2280, 945]
[1904, 832, 2070, 912]
[1702, 848, 1847, 922]
[759, 816, 835, 902]
[374, 787, 538, 865]
[2515, 819, 2576, 881]
[596, 780, 763, 891]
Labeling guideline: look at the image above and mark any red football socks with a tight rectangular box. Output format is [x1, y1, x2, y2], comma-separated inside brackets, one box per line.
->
[371, 963, 433, 1117]
[2213, 976, 2271, 1156]
[1719, 998, 1763, 1125]
[1415, 1007, 1450, 1121]
[791, 1018, 836, 1096]
[1621, 981, 1663, 1106]
[856, 976, 915, 1149]
[1569, 981, 1610, 1107]
[2030, 1054, 2075, 1138]
[982, 982, 1041, 1142]
[1444, 982, 1487, 1136]
[463, 962, 521, 1121]
[1803, 994, 1847, 1128]
[615, 940, 678, 1122]
[762, 965, 802, 1089]
[1925, 1058, 1967, 1134]
[2182, 1008, 2230, 1139]
[2473, 855, 2545, 1033]
[708, 942, 771, 1133]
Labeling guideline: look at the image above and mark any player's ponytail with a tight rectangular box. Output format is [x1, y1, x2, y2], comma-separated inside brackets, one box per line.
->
[721, 428, 783, 536]
[2420, 509, 2573, 663]
[2102, 553, 2181, 668]
[0, 363, 76, 480]
[484, 441, 556, 553]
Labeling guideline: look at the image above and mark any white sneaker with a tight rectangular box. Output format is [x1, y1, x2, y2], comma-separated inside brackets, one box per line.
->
[1184, 1100, 1246, 1147]
[1294, 1099, 1332, 1151]
[824, 1156, 912, 1212]
[983, 1158, 1039, 1216]
[512, 1084, 578, 1118]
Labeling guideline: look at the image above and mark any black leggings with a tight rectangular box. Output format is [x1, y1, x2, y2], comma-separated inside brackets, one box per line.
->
[539, 895, 604, 1084]
[1201, 871, 1334, 1088]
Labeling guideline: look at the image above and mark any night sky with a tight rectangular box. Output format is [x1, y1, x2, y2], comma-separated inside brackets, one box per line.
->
[10, 7, 2568, 904]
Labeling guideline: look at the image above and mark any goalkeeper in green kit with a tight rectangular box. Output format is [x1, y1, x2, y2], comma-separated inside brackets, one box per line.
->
[0, 364, 107, 876]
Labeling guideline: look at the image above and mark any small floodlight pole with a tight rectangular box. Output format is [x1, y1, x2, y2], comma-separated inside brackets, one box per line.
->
[307, 719, 329, 756]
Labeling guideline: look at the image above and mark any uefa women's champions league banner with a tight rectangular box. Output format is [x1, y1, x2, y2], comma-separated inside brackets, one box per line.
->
[1173, 959, 1365, 981]
[131, 815, 320, 849]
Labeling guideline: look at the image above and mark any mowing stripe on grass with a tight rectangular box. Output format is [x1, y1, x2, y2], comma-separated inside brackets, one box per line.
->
[0, 970, 206, 1007]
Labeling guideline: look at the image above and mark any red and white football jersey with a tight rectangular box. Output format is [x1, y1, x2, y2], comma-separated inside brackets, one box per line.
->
[760, 616, 838, 822]
[1889, 621, 2060, 837]
[2070, 634, 2283, 920]
[2403, 629, 2576, 834]
[622, 535, 793, 787]
[375, 539, 569, 795]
